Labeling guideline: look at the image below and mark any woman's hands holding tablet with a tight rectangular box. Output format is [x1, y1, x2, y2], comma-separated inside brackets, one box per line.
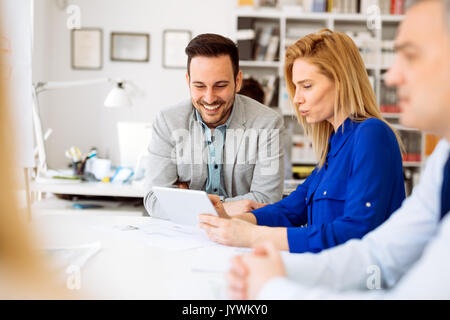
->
[199, 195, 265, 247]
[199, 195, 290, 250]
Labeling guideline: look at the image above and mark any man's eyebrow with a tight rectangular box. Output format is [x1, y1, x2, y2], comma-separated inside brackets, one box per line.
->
[192, 80, 230, 85]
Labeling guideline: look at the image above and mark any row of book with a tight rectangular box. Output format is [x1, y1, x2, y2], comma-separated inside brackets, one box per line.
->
[310, 0, 406, 14]
[400, 131, 422, 162]
[380, 79, 398, 112]
[238, 0, 407, 15]
[237, 18, 280, 61]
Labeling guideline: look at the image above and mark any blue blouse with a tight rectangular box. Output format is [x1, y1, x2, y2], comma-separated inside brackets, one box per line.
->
[252, 117, 406, 253]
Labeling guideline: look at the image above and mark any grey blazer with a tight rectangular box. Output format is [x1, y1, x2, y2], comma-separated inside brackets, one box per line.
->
[143, 94, 285, 218]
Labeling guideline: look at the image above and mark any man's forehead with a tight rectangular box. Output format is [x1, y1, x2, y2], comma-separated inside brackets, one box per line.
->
[396, 1, 446, 48]
[189, 55, 234, 78]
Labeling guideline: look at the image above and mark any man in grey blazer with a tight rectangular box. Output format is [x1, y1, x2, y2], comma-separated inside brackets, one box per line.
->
[144, 33, 285, 218]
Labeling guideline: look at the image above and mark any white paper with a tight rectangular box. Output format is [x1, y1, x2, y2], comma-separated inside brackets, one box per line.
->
[44, 241, 102, 274]
[92, 219, 218, 251]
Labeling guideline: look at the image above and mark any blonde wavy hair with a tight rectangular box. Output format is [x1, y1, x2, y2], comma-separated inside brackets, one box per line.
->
[284, 28, 403, 168]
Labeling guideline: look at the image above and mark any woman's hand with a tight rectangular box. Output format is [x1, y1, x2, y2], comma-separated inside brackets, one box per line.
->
[198, 214, 258, 247]
[226, 242, 287, 300]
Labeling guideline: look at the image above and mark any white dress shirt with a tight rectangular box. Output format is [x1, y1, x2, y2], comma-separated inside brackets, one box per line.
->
[258, 139, 450, 299]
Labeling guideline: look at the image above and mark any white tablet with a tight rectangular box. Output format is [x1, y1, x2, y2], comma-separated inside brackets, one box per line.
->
[152, 186, 218, 226]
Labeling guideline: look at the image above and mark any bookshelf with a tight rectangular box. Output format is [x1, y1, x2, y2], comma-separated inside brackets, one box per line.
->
[232, 6, 438, 193]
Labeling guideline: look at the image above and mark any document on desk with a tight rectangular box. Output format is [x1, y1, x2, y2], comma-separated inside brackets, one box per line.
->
[92, 219, 218, 251]
[44, 242, 102, 281]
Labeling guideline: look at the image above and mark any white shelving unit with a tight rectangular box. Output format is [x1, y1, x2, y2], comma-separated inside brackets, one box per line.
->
[232, 8, 430, 192]
[232, 7, 404, 114]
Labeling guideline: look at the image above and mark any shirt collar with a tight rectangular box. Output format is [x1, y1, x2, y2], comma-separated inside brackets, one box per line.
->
[328, 117, 357, 157]
[195, 105, 235, 131]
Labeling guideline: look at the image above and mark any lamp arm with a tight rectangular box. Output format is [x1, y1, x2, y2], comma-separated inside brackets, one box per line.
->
[31, 88, 47, 174]
[34, 78, 117, 94]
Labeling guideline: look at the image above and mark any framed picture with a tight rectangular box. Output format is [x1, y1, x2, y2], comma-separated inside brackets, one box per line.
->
[71, 28, 103, 70]
[110, 32, 150, 62]
[162, 30, 192, 69]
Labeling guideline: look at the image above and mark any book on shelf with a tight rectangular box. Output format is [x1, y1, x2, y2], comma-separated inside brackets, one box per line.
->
[259, 75, 278, 106]
[380, 104, 401, 113]
[329, 0, 358, 13]
[326, 0, 404, 14]
[390, 0, 405, 14]
[254, 25, 274, 61]
[237, 0, 254, 6]
[267, 76, 279, 106]
[279, 80, 295, 115]
[425, 134, 441, 157]
[379, 0, 392, 14]
[399, 130, 422, 162]
[264, 34, 279, 61]
[291, 135, 316, 165]
[312, 0, 327, 12]
[237, 17, 255, 61]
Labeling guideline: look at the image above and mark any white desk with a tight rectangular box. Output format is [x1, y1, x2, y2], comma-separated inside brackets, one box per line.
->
[30, 179, 304, 199]
[30, 181, 145, 198]
[32, 214, 237, 299]
[29, 179, 305, 217]
[29, 181, 147, 216]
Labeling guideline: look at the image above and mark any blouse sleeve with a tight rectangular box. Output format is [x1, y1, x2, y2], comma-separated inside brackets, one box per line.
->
[287, 121, 405, 253]
[251, 168, 317, 227]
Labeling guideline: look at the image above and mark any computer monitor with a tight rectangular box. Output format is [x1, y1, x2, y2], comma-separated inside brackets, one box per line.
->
[117, 122, 152, 179]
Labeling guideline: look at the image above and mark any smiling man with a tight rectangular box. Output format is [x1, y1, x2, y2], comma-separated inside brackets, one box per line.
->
[144, 33, 285, 218]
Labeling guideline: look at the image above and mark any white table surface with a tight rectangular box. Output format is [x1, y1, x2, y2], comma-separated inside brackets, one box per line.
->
[30, 181, 146, 198]
[31, 214, 239, 299]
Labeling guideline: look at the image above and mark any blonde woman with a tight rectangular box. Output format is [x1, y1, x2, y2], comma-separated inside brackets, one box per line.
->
[199, 29, 405, 253]
[0, 51, 65, 299]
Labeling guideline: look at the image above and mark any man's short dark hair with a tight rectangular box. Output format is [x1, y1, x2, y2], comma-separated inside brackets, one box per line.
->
[185, 33, 240, 79]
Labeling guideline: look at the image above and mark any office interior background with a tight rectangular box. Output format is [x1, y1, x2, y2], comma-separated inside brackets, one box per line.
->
[29, 0, 441, 215]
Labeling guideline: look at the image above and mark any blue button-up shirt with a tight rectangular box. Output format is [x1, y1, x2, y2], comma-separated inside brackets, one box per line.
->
[195, 108, 234, 198]
[252, 117, 406, 253]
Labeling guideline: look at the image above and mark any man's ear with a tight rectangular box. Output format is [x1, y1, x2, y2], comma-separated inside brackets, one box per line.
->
[235, 70, 243, 92]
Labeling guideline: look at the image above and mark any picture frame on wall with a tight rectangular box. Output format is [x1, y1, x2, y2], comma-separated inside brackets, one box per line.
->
[71, 28, 103, 70]
[110, 32, 150, 63]
[162, 30, 192, 69]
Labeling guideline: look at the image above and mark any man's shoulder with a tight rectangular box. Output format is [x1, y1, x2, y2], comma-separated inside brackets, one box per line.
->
[159, 99, 193, 117]
[236, 94, 283, 127]
[428, 138, 450, 165]
[155, 99, 193, 128]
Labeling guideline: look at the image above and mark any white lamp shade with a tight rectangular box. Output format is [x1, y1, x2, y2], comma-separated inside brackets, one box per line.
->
[104, 85, 132, 108]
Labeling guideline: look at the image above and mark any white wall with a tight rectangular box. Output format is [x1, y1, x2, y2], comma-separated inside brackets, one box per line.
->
[33, 0, 234, 169]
